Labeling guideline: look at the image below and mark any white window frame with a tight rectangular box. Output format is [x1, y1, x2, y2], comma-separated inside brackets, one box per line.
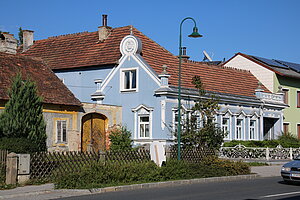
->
[120, 67, 138, 92]
[56, 120, 67, 143]
[132, 105, 153, 139]
[222, 116, 230, 140]
[172, 107, 191, 133]
[249, 119, 257, 140]
[236, 118, 244, 140]
[138, 115, 150, 138]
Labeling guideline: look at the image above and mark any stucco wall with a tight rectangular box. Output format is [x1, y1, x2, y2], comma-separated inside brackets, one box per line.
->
[225, 55, 275, 92]
[274, 75, 300, 136]
[101, 56, 165, 142]
[55, 66, 114, 103]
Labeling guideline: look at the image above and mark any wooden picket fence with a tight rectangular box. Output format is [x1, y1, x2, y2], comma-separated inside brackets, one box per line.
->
[0, 150, 8, 167]
[0, 150, 8, 183]
[30, 149, 150, 181]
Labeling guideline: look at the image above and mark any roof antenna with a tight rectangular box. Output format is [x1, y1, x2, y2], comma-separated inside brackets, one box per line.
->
[203, 50, 213, 62]
[130, 25, 133, 35]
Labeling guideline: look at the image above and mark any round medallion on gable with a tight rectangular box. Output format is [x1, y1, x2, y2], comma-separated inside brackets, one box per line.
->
[120, 35, 142, 56]
[124, 38, 135, 53]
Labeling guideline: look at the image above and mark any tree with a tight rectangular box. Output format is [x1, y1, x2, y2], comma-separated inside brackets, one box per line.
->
[109, 126, 132, 151]
[178, 75, 226, 150]
[18, 27, 23, 45]
[0, 73, 47, 151]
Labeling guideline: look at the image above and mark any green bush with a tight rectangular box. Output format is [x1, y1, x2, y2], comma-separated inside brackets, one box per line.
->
[0, 137, 41, 153]
[54, 158, 250, 189]
[223, 135, 300, 148]
[109, 126, 133, 151]
[55, 161, 161, 189]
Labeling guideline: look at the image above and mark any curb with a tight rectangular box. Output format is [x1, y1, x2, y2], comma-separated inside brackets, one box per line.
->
[88, 174, 259, 194]
[0, 174, 259, 199]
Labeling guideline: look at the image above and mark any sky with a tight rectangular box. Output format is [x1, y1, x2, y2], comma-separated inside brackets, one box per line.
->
[1, 0, 300, 63]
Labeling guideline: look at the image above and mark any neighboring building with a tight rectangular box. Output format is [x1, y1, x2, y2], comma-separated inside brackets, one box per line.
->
[0, 50, 121, 152]
[0, 52, 81, 151]
[224, 53, 300, 138]
[22, 16, 287, 146]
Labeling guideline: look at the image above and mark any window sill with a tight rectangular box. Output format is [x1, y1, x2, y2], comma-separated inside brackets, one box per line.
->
[120, 89, 137, 93]
[54, 143, 68, 146]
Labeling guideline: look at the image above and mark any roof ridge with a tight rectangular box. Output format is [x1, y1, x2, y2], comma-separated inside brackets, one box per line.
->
[0, 52, 44, 62]
[47, 31, 91, 39]
[133, 27, 179, 61]
[187, 59, 251, 73]
[34, 25, 131, 42]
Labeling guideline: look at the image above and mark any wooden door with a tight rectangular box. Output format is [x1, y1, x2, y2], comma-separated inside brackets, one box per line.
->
[81, 113, 106, 152]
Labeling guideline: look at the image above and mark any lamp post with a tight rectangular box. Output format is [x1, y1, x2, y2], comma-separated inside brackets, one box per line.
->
[177, 17, 202, 160]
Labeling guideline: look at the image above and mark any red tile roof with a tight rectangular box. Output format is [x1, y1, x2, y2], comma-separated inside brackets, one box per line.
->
[0, 52, 81, 106]
[22, 26, 269, 97]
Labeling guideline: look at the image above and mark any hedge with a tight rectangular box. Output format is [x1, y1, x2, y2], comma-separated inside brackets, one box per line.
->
[223, 134, 300, 148]
[54, 157, 250, 189]
[0, 137, 41, 153]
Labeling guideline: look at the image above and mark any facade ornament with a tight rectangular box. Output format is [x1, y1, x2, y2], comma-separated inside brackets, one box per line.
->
[162, 65, 168, 75]
[255, 81, 264, 92]
[130, 25, 133, 35]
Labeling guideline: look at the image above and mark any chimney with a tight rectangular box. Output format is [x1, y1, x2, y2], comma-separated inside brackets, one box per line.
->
[98, 14, 111, 41]
[179, 47, 190, 61]
[0, 32, 18, 54]
[102, 14, 107, 27]
[22, 30, 34, 51]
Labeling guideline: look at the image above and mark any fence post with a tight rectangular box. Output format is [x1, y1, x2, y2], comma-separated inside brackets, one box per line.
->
[266, 147, 270, 161]
[165, 146, 171, 160]
[290, 147, 293, 160]
[6, 152, 18, 185]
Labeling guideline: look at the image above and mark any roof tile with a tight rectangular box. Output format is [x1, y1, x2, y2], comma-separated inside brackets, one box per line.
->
[22, 26, 269, 97]
[0, 52, 81, 106]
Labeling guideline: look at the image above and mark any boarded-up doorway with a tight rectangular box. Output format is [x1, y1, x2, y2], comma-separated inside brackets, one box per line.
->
[81, 113, 107, 152]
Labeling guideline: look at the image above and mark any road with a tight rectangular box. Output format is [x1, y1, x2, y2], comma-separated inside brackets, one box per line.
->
[58, 177, 300, 200]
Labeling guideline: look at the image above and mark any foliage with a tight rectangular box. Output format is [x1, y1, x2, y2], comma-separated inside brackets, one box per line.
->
[223, 134, 300, 148]
[18, 27, 23, 45]
[178, 76, 226, 151]
[109, 126, 133, 151]
[54, 158, 250, 189]
[0, 137, 41, 153]
[0, 73, 47, 152]
[55, 161, 160, 189]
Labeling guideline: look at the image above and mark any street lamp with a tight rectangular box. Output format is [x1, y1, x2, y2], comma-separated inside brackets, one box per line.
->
[177, 17, 202, 160]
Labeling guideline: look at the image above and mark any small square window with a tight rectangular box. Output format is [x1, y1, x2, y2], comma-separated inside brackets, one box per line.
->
[121, 69, 137, 91]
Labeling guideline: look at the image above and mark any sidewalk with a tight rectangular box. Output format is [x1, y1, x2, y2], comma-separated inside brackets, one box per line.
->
[250, 162, 283, 177]
[0, 163, 284, 200]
